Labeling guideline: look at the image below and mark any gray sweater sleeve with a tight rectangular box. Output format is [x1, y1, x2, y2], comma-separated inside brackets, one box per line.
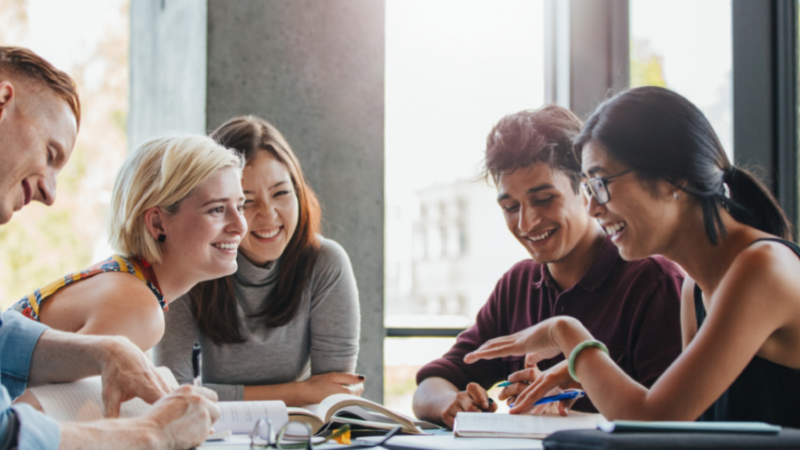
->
[308, 239, 360, 375]
[153, 296, 243, 400]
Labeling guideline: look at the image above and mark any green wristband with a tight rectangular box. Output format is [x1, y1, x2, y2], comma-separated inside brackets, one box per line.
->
[568, 339, 609, 383]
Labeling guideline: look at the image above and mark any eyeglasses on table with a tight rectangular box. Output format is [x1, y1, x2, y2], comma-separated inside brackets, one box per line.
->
[250, 418, 402, 449]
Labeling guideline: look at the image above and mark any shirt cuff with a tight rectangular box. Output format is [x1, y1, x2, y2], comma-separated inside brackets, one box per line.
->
[12, 403, 60, 450]
[0, 312, 49, 399]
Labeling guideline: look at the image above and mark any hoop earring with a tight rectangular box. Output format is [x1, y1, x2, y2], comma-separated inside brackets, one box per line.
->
[673, 191, 680, 200]
[158, 234, 166, 243]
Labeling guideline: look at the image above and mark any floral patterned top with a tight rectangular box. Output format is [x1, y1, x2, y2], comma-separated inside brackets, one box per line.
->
[8, 254, 166, 321]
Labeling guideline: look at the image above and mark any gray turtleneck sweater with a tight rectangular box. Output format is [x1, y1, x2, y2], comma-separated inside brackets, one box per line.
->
[153, 237, 360, 401]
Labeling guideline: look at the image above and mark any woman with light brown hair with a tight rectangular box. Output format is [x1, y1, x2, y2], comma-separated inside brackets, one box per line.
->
[154, 116, 363, 405]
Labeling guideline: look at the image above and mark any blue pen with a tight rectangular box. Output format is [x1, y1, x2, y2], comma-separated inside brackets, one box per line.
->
[497, 380, 513, 388]
[510, 389, 585, 408]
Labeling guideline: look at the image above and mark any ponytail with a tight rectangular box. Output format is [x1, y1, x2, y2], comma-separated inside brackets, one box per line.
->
[723, 166, 792, 240]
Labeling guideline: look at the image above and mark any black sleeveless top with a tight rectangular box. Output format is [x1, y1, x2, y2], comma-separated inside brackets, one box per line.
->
[695, 238, 800, 426]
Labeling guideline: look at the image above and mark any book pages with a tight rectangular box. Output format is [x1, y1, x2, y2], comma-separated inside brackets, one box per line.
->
[214, 401, 288, 434]
[28, 367, 287, 435]
[28, 367, 178, 422]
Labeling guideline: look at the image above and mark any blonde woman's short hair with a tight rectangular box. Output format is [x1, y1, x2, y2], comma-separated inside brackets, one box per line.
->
[109, 135, 244, 263]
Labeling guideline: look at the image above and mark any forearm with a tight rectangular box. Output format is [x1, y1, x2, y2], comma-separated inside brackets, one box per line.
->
[412, 378, 459, 426]
[551, 317, 650, 420]
[59, 419, 160, 450]
[243, 382, 315, 406]
[28, 330, 121, 386]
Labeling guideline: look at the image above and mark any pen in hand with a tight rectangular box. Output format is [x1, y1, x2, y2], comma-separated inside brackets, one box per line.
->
[509, 389, 585, 408]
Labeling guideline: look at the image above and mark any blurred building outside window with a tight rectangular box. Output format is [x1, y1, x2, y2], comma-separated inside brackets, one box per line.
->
[384, 0, 543, 416]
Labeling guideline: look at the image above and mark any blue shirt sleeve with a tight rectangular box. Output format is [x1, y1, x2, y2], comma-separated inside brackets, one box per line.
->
[0, 311, 60, 449]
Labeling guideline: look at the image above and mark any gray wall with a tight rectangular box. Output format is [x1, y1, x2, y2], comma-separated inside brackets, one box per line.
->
[130, 0, 386, 402]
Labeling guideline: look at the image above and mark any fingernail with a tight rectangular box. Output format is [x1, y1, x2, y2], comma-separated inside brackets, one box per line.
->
[358, 374, 366, 381]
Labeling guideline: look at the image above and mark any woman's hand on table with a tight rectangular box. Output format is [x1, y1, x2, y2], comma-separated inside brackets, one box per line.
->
[299, 372, 365, 403]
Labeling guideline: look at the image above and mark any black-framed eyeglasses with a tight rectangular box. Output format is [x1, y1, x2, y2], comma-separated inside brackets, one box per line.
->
[581, 169, 633, 205]
[250, 419, 401, 450]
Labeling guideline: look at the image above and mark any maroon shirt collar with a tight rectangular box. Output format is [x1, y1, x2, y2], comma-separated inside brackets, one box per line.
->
[533, 235, 620, 292]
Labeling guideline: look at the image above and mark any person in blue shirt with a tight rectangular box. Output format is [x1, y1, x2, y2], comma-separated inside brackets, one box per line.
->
[0, 45, 221, 449]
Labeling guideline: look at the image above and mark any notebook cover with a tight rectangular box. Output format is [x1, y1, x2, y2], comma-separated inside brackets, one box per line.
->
[543, 428, 800, 450]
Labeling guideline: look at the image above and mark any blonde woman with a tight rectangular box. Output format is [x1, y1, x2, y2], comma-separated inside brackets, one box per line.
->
[8, 135, 247, 351]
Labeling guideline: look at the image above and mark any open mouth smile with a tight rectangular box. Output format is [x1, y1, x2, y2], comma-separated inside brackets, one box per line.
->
[252, 227, 282, 239]
[603, 221, 627, 238]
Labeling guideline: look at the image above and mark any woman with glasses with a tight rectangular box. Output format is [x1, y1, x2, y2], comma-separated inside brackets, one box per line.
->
[154, 116, 362, 406]
[465, 86, 800, 426]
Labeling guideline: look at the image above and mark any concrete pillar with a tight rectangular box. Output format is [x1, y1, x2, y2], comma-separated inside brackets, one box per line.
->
[130, 0, 386, 402]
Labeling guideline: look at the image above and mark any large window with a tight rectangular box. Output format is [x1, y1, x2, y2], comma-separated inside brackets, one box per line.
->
[384, 0, 545, 415]
[630, 0, 733, 158]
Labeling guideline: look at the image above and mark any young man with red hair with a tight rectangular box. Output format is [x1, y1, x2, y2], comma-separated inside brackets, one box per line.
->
[0, 46, 220, 450]
[413, 106, 684, 428]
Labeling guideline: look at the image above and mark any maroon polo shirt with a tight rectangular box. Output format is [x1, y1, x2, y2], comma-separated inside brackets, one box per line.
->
[416, 236, 684, 413]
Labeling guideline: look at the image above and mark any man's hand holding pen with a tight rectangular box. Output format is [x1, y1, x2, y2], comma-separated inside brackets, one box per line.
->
[440, 382, 498, 429]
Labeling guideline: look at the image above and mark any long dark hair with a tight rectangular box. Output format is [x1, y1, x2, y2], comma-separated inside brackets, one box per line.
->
[574, 86, 791, 244]
[190, 116, 322, 345]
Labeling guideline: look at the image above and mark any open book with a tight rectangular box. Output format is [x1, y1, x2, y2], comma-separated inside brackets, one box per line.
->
[288, 394, 439, 434]
[454, 412, 604, 439]
[26, 368, 289, 435]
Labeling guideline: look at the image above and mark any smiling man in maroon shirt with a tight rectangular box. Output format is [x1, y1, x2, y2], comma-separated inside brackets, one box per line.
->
[412, 105, 683, 428]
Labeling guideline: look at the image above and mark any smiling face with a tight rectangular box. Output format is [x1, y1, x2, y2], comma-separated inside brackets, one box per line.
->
[158, 167, 247, 280]
[581, 140, 681, 260]
[497, 162, 593, 264]
[238, 150, 299, 266]
[0, 82, 77, 224]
